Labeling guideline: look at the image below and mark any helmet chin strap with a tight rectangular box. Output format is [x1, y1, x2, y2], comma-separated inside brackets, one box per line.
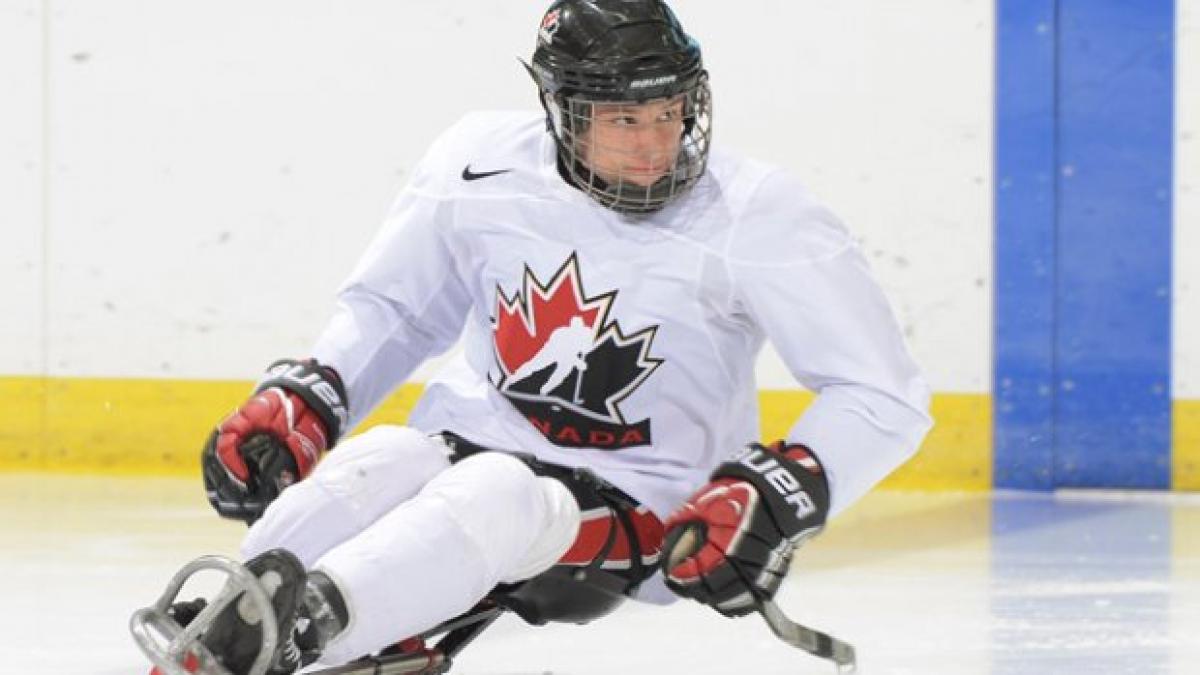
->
[544, 95, 566, 138]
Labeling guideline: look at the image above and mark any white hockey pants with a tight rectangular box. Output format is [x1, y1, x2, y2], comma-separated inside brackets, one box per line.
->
[241, 425, 581, 665]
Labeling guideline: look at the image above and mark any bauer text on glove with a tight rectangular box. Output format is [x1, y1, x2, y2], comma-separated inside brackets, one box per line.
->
[201, 358, 348, 523]
[660, 441, 830, 616]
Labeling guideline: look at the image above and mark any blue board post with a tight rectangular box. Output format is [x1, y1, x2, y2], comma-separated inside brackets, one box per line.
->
[995, 1, 1174, 489]
[994, 0, 1059, 490]
[1053, 0, 1174, 488]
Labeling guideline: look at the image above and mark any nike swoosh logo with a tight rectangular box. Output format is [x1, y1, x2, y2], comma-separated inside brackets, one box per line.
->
[462, 165, 513, 181]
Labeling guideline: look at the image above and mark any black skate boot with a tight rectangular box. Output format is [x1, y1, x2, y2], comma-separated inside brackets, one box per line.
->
[198, 548, 309, 675]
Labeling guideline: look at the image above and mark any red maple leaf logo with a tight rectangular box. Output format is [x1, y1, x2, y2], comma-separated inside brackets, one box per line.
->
[493, 254, 611, 378]
[490, 253, 662, 449]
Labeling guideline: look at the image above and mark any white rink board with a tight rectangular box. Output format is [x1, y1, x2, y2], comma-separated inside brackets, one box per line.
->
[691, 1, 994, 392]
[1176, 0, 1200, 398]
[42, 0, 543, 378]
[0, 0, 43, 375]
[0, 0, 994, 393]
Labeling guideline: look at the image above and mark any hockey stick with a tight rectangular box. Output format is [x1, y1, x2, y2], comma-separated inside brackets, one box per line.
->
[662, 523, 857, 672]
[756, 598, 857, 674]
[133, 556, 855, 675]
[304, 599, 859, 675]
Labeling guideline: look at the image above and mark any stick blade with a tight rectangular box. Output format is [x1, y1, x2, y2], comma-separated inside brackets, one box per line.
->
[757, 599, 857, 673]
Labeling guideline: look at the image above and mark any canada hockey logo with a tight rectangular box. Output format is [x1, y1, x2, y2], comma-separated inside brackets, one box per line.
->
[490, 253, 662, 450]
[539, 8, 562, 44]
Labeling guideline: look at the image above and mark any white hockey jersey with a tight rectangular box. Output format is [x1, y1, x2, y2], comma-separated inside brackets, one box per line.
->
[312, 111, 932, 520]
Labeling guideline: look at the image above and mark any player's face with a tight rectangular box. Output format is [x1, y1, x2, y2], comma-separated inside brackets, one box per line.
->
[578, 96, 685, 188]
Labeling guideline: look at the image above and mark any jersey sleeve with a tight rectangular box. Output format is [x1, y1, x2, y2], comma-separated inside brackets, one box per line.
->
[311, 128, 472, 430]
[727, 170, 933, 517]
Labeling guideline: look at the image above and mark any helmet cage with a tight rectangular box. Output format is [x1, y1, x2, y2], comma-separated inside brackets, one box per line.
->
[543, 74, 712, 215]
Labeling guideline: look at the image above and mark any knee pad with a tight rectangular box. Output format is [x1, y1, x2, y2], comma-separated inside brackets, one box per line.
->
[503, 475, 580, 583]
[243, 426, 452, 562]
[310, 426, 451, 514]
[422, 452, 581, 585]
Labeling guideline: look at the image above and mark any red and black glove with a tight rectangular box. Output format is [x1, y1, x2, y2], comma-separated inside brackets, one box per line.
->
[661, 441, 830, 617]
[202, 359, 348, 523]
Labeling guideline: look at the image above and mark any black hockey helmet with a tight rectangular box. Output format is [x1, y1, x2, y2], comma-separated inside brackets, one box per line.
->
[528, 0, 712, 214]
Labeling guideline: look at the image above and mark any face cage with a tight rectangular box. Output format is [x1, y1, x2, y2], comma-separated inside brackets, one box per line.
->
[550, 81, 712, 215]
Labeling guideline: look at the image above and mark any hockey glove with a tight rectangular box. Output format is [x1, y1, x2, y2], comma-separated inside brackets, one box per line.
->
[661, 441, 830, 617]
[202, 359, 348, 523]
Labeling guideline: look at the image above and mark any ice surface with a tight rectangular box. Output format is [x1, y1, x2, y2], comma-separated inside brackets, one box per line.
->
[1, 475, 1197, 674]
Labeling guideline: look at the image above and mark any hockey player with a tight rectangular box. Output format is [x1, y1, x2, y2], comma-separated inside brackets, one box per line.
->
[183, 1, 932, 672]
